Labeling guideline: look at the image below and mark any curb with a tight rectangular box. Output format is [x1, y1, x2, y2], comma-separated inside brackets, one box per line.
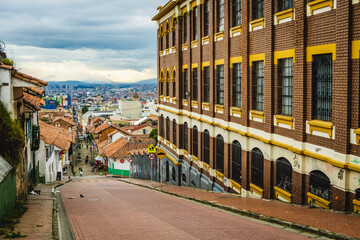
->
[119, 179, 358, 240]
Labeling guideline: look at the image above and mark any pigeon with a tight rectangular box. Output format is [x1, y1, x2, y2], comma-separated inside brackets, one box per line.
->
[80, 194, 84, 198]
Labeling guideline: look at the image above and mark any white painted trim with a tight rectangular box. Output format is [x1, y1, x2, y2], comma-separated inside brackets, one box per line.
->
[353, 0, 360, 4]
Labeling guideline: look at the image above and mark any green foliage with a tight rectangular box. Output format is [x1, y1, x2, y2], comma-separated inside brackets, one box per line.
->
[0, 58, 14, 66]
[5, 231, 26, 238]
[81, 106, 89, 114]
[0, 200, 27, 230]
[0, 228, 6, 235]
[0, 101, 25, 168]
[149, 128, 158, 144]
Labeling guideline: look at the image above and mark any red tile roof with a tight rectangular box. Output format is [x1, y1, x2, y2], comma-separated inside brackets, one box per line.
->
[23, 92, 45, 111]
[39, 121, 75, 150]
[12, 71, 47, 87]
[52, 116, 75, 126]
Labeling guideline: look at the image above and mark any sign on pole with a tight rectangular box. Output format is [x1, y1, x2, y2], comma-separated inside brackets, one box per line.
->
[156, 149, 166, 159]
[128, 157, 133, 163]
[120, 159, 125, 164]
[147, 144, 156, 153]
[148, 153, 156, 161]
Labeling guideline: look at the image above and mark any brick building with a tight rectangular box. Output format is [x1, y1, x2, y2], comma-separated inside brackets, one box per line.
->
[152, 0, 360, 212]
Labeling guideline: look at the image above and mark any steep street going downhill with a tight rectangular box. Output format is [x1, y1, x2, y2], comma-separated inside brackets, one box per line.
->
[60, 177, 326, 240]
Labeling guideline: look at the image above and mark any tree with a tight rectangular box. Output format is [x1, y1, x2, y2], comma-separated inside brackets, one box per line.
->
[0, 101, 25, 168]
[81, 106, 89, 114]
[149, 128, 158, 145]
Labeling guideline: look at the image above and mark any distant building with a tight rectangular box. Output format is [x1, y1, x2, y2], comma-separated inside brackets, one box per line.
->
[117, 99, 141, 119]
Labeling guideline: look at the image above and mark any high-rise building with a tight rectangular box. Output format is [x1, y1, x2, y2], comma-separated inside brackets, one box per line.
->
[153, 0, 360, 212]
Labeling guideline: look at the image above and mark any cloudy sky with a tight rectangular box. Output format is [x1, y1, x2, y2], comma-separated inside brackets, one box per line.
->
[0, 0, 164, 83]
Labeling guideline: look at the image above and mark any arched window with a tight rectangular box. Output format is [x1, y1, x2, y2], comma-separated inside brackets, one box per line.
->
[159, 70, 164, 96]
[172, 166, 176, 181]
[184, 122, 188, 151]
[159, 115, 164, 137]
[232, 141, 241, 184]
[165, 21, 170, 49]
[203, 130, 210, 165]
[166, 117, 170, 140]
[193, 126, 198, 157]
[355, 188, 360, 200]
[165, 161, 169, 182]
[216, 135, 224, 173]
[173, 119, 177, 146]
[171, 16, 176, 47]
[309, 170, 330, 201]
[172, 68, 176, 97]
[276, 158, 292, 193]
[166, 70, 170, 96]
[251, 148, 264, 189]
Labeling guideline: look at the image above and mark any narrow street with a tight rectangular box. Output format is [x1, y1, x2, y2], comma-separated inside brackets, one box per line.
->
[59, 177, 324, 240]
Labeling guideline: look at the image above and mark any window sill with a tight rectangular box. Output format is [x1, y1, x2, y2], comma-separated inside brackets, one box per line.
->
[159, 136, 164, 142]
[230, 107, 242, 118]
[250, 110, 264, 123]
[354, 128, 360, 145]
[202, 36, 210, 45]
[182, 99, 189, 106]
[353, 199, 360, 213]
[274, 186, 292, 203]
[165, 139, 170, 146]
[191, 40, 198, 48]
[202, 162, 210, 173]
[214, 170, 224, 182]
[171, 46, 176, 53]
[191, 100, 198, 108]
[308, 119, 333, 139]
[215, 104, 224, 114]
[249, 17, 264, 31]
[214, 31, 224, 41]
[171, 97, 177, 104]
[250, 183, 263, 198]
[202, 102, 210, 111]
[274, 8, 294, 25]
[308, 0, 334, 16]
[165, 96, 170, 102]
[182, 43, 188, 51]
[230, 179, 242, 193]
[230, 25, 242, 37]
[275, 115, 294, 130]
[307, 192, 331, 209]
[183, 150, 189, 156]
[171, 143, 177, 151]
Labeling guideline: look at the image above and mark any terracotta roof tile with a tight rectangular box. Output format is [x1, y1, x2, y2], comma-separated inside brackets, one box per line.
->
[39, 121, 74, 150]
[12, 71, 47, 87]
[26, 87, 45, 95]
[23, 92, 45, 111]
[52, 116, 75, 126]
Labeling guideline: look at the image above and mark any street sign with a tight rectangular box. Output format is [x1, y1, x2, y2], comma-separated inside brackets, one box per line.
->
[128, 157, 133, 163]
[147, 144, 156, 153]
[148, 153, 156, 161]
[156, 149, 166, 159]
[120, 159, 125, 164]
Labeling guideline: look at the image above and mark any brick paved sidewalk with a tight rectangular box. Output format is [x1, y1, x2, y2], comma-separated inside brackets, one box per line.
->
[120, 178, 360, 240]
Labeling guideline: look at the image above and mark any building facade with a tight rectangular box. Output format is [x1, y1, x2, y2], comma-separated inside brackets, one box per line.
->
[153, 0, 360, 212]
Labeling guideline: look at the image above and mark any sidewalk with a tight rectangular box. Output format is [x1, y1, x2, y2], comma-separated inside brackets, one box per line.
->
[119, 178, 360, 240]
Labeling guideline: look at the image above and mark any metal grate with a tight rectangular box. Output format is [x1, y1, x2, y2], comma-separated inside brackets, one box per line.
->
[192, 68, 198, 101]
[278, 58, 293, 116]
[253, 0, 264, 20]
[217, 0, 225, 32]
[232, 0, 242, 27]
[309, 170, 330, 201]
[312, 54, 332, 122]
[183, 14, 187, 44]
[184, 122, 188, 151]
[203, 130, 210, 165]
[232, 63, 242, 107]
[204, 0, 210, 36]
[279, 0, 292, 12]
[193, 126, 198, 157]
[216, 65, 225, 105]
[160, 115, 164, 137]
[166, 117, 170, 141]
[173, 119, 177, 146]
[232, 141, 242, 185]
[183, 68, 188, 99]
[276, 158, 292, 193]
[251, 148, 264, 189]
[253, 61, 264, 111]
[193, 7, 198, 40]
[216, 135, 224, 173]
[203, 66, 210, 103]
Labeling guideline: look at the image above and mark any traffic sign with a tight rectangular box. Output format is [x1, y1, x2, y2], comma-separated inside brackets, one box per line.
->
[147, 144, 156, 153]
[148, 153, 156, 161]
[156, 149, 166, 159]
[120, 159, 125, 164]
[128, 157, 133, 163]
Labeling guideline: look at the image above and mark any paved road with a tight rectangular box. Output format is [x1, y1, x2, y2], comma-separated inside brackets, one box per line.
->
[60, 177, 321, 240]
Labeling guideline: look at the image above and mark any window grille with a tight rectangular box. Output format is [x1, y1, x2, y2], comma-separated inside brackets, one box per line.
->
[193, 7, 198, 40]
[251, 148, 264, 189]
[204, 0, 210, 36]
[172, 167, 176, 182]
[232, 63, 242, 107]
[278, 58, 293, 116]
[309, 170, 330, 201]
[355, 188, 360, 200]
[160, 37, 163, 51]
[203, 130, 210, 165]
[183, 69, 188, 99]
[216, 135, 224, 173]
[166, 34, 169, 49]
[192, 68, 198, 101]
[173, 119, 177, 146]
[182, 173, 187, 183]
[183, 14, 187, 43]
[252, 0, 264, 20]
[276, 158, 292, 193]
[173, 29, 176, 47]
[232, 141, 242, 184]
[216, 65, 224, 105]
[166, 117, 170, 140]
[193, 126, 198, 157]
[253, 61, 264, 111]
[203, 66, 210, 103]
[312, 54, 332, 121]
[279, 0, 293, 11]
[160, 115, 164, 137]
[184, 122, 188, 151]
[232, 0, 242, 27]
[217, 0, 225, 32]
[172, 70, 176, 97]
[166, 161, 169, 182]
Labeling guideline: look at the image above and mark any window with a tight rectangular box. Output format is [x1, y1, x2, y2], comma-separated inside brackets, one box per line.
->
[172, 167, 176, 182]
[173, 29, 176, 47]
[172, 68, 176, 97]
[232, 63, 242, 107]
[203, 66, 210, 103]
[276, 158, 292, 193]
[166, 34, 169, 49]
[355, 188, 360, 200]
[166, 117, 170, 140]
[312, 54, 332, 121]
[183, 13, 187, 43]
[193, 7, 198, 40]
[252, 0, 264, 20]
[217, 0, 225, 32]
[216, 64, 224, 105]
[216, 135, 224, 173]
[278, 58, 293, 116]
[173, 119, 177, 146]
[204, 0, 210, 36]
[183, 68, 188, 99]
[160, 37, 163, 51]
[232, 0, 242, 27]
[159, 70, 164, 96]
[193, 126, 198, 157]
[251, 148, 264, 189]
[232, 141, 242, 184]
[192, 68, 198, 101]
[166, 161, 169, 182]
[309, 170, 330, 201]
[166, 70, 170, 96]
[160, 115, 164, 137]
[184, 122, 188, 151]
[253, 61, 264, 111]
[279, 0, 293, 12]
[203, 130, 210, 165]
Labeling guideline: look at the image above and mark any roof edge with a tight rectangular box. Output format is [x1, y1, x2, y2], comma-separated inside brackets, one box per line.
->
[152, 0, 177, 21]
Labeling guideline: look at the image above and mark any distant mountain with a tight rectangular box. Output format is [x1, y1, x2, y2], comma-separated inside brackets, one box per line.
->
[133, 78, 156, 85]
[47, 78, 156, 86]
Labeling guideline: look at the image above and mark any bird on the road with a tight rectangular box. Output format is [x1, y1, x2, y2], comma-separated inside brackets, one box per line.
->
[80, 194, 84, 198]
